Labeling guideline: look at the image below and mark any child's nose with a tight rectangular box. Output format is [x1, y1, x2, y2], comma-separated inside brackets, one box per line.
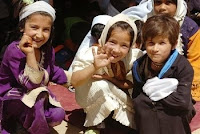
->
[113, 45, 120, 53]
[159, 3, 167, 10]
[36, 30, 43, 38]
[152, 44, 159, 52]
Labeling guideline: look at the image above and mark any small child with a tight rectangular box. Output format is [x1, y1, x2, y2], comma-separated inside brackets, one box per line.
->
[132, 14, 195, 134]
[71, 14, 143, 133]
[0, 1, 71, 133]
[123, 0, 200, 102]
[68, 15, 112, 72]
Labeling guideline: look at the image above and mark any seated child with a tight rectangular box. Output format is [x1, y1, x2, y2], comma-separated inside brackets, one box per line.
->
[132, 14, 195, 134]
[0, 1, 71, 133]
[71, 14, 143, 133]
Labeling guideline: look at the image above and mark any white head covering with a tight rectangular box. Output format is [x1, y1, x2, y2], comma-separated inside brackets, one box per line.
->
[91, 15, 112, 28]
[99, 13, 137, 47]
[122, 0, 187, 26]
[19, 1, 56, 21]
[121, 0, 153, 21]
[98, 14, 139, 77]
[77, 15, 112, 52]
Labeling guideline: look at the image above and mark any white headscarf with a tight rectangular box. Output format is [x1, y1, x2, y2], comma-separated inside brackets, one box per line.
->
[98, 14, 138, 77]
[122, 0, 187, 26]
[99, 13, 137, 47]
[19, 1, 56, 21]
[77, 15, 112, 53]
[121, 0, 153, 21]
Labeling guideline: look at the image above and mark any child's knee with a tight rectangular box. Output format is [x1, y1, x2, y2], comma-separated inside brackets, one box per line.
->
[46, 107, 65, 126]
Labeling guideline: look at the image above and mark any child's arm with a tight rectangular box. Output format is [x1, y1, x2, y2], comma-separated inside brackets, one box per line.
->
[92, 74, 133, 89]
[19, 33, 38, 70]
[159, 59, 194, 111]
[71, 47, 114, 87]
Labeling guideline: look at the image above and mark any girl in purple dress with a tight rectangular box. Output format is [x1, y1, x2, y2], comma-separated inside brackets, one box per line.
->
[0, 1, 71, 133]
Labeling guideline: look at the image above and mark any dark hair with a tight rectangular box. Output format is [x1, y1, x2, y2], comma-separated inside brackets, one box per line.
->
[135, 20, 144, 47]
[142, 14, 180, 47]
[91, 23, 105, 40]
[106, 21, 135, 47]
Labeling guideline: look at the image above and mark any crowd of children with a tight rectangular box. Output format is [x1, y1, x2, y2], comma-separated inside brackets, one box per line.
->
[0, 0, 199, 134]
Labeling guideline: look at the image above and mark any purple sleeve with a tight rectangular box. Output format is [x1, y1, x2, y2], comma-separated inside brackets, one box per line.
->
[4, 42, 43, 91]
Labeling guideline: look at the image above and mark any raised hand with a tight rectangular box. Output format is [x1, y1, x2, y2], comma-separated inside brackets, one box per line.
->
[19, 33, 37, 55]
[92, 45, 114, 70]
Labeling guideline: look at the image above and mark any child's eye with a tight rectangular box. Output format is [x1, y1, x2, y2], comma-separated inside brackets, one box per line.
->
[160, 42, 166, 45]
[154, 0, 162, 5]
[122, 44, 129, 48]
[107, 41, 116, 46]
[44, 28, 50, 32]
[147, 42, 154, 46]
[166, 1, 174, 5]
[31, 26, 37, 29]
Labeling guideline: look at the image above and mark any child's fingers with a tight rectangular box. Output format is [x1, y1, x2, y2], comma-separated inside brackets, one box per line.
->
[21, 33, 32, 46]
[97, 45, 102, 55]
[106, 46, 113, 57]
[92, 47, 96, 57]
[32, 41, 37, 48]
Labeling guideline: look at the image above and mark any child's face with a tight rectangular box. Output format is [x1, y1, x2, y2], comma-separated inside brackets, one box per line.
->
[145, 35, 175, 65]
[23, 14, 52, 48]
[104, 27, 131, 63]
[154, 0, 177, 17]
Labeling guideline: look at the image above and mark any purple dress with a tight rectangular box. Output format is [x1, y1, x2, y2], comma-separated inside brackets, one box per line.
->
[0, 41, 68, 134]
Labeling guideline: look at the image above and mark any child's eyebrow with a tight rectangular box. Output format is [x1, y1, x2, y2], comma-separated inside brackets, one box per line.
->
[154, 0, 162, 2]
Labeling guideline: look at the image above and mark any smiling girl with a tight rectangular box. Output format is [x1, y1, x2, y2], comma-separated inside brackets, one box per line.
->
[71, 14, 143, 133]
[0, 1, 71, 133]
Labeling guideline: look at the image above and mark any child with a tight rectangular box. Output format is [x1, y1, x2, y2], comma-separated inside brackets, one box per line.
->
[71, 14, 143, 132]
[132, 14, 195, 134]
[123, 0, 200, 101]
[68, 15, 112, 72]
[152, 0, 199, 56]
[0, 1, 71, 133]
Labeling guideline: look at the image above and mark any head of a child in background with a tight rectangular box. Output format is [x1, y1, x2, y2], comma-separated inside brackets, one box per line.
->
[142, 14, 179, 65]
[16, 1, 55, 51]
[134, 20, 144, 49]
[99, 14, 137, 63]
[91, 23, 105, 41]
[154, 0, 177, 17]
